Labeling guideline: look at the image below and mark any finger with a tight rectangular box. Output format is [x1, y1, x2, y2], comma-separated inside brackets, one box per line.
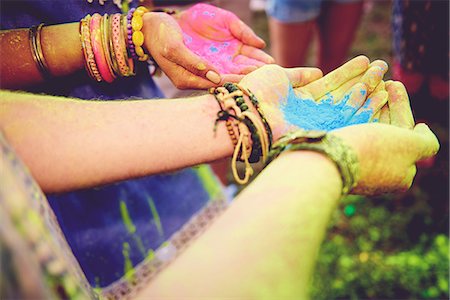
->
[371, 110, 382, 122]
[240, 45, 275, 64]
[325, 61, 387, 101]
[162, 40, 222, 84]
[228, 63, 259, 75]
[378, 104, 390, 124]
[368, 80, 386, 99]
[358, 65, 388, 94]
[402, 165, 417, 191]
[160, 59, 218, 89]
[355, 90, 388, 121]
[285, 67, 323, 88]
[229, 18, 266, 48]
[385, 80, 415, 129]
[413, 123, 440, 160]
[299, 55, 370, 99]
[228, 55, 262, 74]
[332, 83, 368, 121]
[369, 59, 388, 73]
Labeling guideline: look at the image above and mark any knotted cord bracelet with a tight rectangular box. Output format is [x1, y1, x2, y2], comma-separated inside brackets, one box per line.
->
[238, 84, 273, 150]
[224, 83, 272, 163]
[266, 130, 360, 194]
[210, 84, 271, 184]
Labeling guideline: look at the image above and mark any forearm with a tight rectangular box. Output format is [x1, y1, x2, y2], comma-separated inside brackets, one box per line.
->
[0, 90, 233, 192]
[0, 23, 84, 89]
[143, 151, 342, 299]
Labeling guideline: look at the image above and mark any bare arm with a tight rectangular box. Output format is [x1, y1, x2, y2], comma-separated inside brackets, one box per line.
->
[0, 90, 234, 192]
[140, 150, 342, 299]
[0, 23, 84, 89]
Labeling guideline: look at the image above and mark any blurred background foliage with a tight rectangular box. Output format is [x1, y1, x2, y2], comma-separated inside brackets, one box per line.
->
[252, 1, 449, 299]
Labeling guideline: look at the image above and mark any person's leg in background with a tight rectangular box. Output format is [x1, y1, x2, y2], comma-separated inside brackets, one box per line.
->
[267, 0, 320, 67]
[317, 0, 364, 73]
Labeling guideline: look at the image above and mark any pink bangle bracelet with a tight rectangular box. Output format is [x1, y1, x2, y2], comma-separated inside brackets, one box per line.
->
[90, 13, 115, 83]
[111, 13, 131, 76]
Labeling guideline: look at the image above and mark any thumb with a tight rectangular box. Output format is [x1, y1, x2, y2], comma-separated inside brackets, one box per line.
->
[285, 67, 323, 88]
[413, 123, 440, 160]
[163, 40, 222, 84]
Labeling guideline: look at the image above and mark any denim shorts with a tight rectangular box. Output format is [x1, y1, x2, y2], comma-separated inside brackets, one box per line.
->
[267, 0, 362, 23]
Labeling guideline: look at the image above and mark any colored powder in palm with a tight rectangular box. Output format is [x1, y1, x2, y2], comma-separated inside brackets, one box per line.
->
[183, 32, 238, 73]
[281, 85, 376, 131]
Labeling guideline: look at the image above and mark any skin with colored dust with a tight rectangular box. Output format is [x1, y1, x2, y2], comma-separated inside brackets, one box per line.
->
[281, 85, 378, 131]
[178, 4, 267, 74]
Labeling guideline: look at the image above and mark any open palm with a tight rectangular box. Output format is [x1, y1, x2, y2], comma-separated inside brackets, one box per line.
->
[239, 56, 388, 139]
[177, 3, 274, 75]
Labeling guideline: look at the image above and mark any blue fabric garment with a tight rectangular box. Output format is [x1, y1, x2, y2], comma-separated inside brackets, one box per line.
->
[1, 0, 224, 288]
[266, 0, 361, 23]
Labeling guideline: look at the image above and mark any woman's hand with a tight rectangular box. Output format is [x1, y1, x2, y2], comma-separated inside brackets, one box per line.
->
[142, 4, 273, 90]
[142, 12, 225, 89]
[177, 3, 274, 75]
[332, 81, 440, 195]
[238, 56, 385, 139]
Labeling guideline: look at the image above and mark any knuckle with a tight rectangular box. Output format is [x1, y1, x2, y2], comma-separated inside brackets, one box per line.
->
[163, 41, 179, 58]
[174, 80, 188, 90]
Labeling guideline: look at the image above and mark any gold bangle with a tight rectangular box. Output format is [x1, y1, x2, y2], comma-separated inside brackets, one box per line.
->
[102, 13, 119, 78]
[29, 23, 51, 79]
[79, 15, 103, 82]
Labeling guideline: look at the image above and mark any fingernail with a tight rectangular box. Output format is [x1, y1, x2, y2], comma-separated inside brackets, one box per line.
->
[196, 63, 206, 71]
[206, 70, 221, 84]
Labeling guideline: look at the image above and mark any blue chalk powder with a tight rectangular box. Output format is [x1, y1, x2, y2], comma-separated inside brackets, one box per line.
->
[282, 85, 377, 131]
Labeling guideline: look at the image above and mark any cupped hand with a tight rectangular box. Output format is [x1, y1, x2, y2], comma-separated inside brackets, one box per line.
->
[177, 3, 274, 76]
[332, 81, 440, 195]
[238, 56, 386, 139]
[142, 12, 225, 89]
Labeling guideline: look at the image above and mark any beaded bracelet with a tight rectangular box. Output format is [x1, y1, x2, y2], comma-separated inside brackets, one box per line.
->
[79, 6, 154, 82]
[224, 83, 264, 163]
[210, 84, 271, 184]
[131, 6, 149, 62]
[126, 8, 138, 60]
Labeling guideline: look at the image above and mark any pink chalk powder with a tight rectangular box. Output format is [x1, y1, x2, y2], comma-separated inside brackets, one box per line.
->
[178, 4, 260, 74]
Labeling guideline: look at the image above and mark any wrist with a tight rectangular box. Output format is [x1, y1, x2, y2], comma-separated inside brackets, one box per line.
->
[142, 12, 158, 57]
[40, 23, 85, 77]
[260, 150, 343, 199]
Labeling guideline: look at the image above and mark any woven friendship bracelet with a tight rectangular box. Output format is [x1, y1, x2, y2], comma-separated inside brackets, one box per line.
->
[210, 83, 272, 185]
[267, 130, 359, 194]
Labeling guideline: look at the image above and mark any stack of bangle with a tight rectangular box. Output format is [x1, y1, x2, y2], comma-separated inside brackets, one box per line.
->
[78, 6, 153, 83]
[210, 83, 273, 185]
